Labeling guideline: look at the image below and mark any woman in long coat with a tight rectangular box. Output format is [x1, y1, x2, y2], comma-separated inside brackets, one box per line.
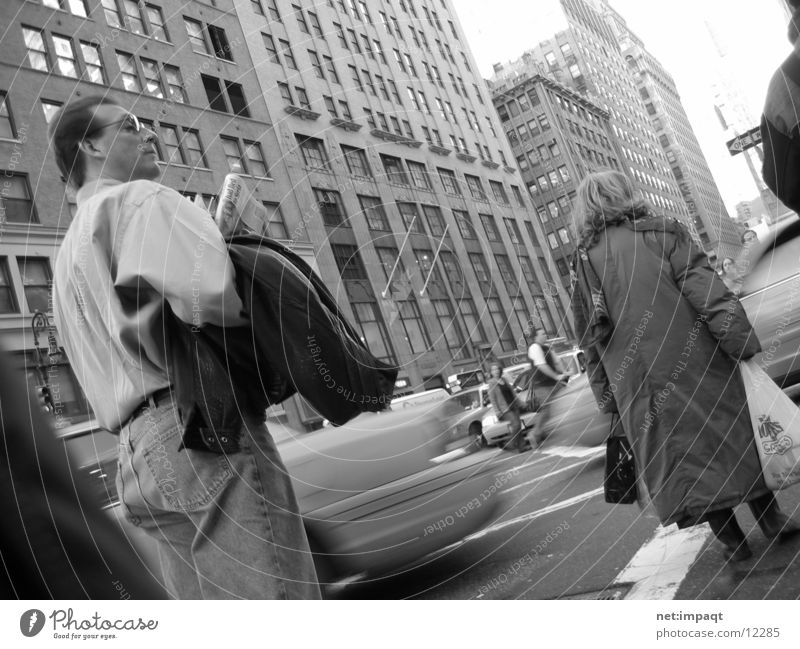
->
[570, 170, 799, 561]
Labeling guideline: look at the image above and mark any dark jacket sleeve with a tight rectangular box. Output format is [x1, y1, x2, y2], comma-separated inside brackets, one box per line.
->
[659, 228, 762, 361]
[585, 344, 618, 414]
[487, 380, 510, 416]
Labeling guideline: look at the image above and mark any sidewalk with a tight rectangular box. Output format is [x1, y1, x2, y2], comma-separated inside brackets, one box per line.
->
[675, 487, 800, 599]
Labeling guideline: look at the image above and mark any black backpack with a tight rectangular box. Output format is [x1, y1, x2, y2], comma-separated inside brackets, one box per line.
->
[762, 52, 800, 214]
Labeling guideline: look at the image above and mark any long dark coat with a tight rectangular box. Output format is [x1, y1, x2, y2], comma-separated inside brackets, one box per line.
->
[584, 220, 770, 527]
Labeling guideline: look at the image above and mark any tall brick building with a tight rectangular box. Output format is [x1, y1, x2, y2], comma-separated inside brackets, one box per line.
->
[0, 0, 569, 431]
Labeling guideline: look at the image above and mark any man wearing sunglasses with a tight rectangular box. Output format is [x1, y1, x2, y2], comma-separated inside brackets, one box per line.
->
[48, 96, 320, 599]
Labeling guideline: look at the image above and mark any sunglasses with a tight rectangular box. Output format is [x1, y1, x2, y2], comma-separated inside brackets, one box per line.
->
[85, 113, 142, 137]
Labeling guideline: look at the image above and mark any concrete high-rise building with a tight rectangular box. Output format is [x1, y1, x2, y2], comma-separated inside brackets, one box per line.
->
[490, 0, 687, 227]
[490, 73, 626, 286]
[1, 0, 569, 431]
[603, 4, 740, 263]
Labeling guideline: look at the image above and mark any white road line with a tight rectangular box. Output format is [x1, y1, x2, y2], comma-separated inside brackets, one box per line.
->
[504, 453, 603, 494]
[613, 523, 712, 600]
[465, 487, 605, 541]
[541, 445, 606, 458]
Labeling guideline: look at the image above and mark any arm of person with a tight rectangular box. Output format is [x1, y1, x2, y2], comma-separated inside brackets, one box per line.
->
[114, 185, 247, 327]
[662, 227, 761, 360]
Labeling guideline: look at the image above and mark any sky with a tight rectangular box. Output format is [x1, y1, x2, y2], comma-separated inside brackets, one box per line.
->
[452, 0, 792, 217]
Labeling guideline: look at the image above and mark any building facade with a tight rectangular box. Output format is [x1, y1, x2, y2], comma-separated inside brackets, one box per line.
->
[1, 0, 570, 432]
[602, 5, 740, 263]
[490, 73, 624, 286]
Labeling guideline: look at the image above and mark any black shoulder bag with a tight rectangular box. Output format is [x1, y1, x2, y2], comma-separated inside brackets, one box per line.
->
[604, 415, 638, 504]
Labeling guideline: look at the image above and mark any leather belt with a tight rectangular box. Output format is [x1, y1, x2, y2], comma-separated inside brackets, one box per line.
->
[129, 386, 173, 421]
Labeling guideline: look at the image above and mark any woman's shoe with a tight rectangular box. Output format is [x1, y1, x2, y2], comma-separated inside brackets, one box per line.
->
[706, 509, 753, 562]
[748, 493, 800, 541]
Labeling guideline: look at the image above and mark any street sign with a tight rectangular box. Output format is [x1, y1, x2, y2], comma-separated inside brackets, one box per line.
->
[726, 126, 762, 156]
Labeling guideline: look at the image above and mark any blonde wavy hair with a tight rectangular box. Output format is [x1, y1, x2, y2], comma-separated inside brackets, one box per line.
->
[572, 170, 653, 248]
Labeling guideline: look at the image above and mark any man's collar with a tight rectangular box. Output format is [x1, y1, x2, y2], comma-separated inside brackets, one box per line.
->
[75, 178, 124, 204]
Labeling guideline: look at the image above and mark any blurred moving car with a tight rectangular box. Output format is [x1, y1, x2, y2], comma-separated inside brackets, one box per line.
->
[739, 217, 800, 388]
[57, 405, 503, 585]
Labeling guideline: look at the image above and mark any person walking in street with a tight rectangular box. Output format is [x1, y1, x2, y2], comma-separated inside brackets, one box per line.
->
[527, 328, 570, 447]
[487, 363, 526, 453]
[49, 96, 320, 598]
[570, 169, 800, 562]
[719, 257, 743, 295]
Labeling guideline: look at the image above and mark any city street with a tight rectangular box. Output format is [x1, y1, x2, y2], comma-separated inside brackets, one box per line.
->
[332, 434, 800, 600]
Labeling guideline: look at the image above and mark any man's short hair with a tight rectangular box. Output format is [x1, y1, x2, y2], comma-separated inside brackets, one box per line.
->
[47, 95, 119, 188]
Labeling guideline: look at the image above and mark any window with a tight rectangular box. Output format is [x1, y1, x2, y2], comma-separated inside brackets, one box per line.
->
[341, 145, 371, 177]
[547, 232, 559, 249]
[0, 258, 17, 313]
[338, 100, 352, 120]
[358, 195, 389, 230]
[0, 94, 16, 139]
[331, 244, 365, 279]
[18, 257, 51, 313]
[40, 99, 61, 125]
[278, 82, 292, 104]
[116, 51, 141, 91]
[504, 218, 522, 244]
[469, 252, 491, 284]
[208, 25, 233, 61]
[280, 39, 297, 69]
[251, 0, 265, 15]
[50, 35, 78, 78]
[397, 299, 431, 354]
[296, 135, 330, 170]
[323, 95, 337, 116]
[558, 165, 571, 183]
[486, 297, 515, 351]
[225, 81, 249, 116]
[438, 168, 460, 195]
[293, 4, 309, 33]
[315, 189, 347, 227]
[489, 181, 509, 205]
[262, 33, 279, 63]
[140, 58, 164, 97]
[351, 302, 395, 363]
[201, 75, 250, 116]
[79, 41, 105, 84]
[202, 74, 226, 111]
[309, 12, 324, 38]
[323, 56, 340, 83]
[266, 0, 281, 21]
[452, 297, 484, 346]
[393, 202, 422, 234]
[538, 115, 551, 131]
[145, 4, 169, 41]
[422, 205, 446, 237]
[375, 246, 408, 289]
[220, 136, 245, 173]
[464, 175, 487, 201]
[43, 0, 88, 16]
[163, 65, 187, 102]
[261, 202, 289, 239]
[496, 254, 519, 292]
[511, 185, 525, 207]
[432, 299, 467, 359]
[349, 65, 362, 91]
[244, 140, 268, 177]
[558, 227, 571, 245]
[453, 209, 476, 239]
[159, 124, 184, 164]
[381, 155, 408, 185]
[180, 129, 206, 168]
[101, 0, 123, 27]
[479, 213, 500, 242]
[308, 50, 324, 78]
[406, 161, 431, 190]
[0, 174, 37, 223]
[22, 27, 50, 72]
[122, 0, 145, 34]
[184, 18, 209, 54]
[294, 86, 310, 109]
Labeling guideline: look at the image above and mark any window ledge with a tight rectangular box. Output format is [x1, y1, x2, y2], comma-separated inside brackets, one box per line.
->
[456, 152, 477, 163]
[330, 117, 363, 131]
[370, 128, 404, 142]
[481, 159, 500, 169]
[503, 165, 517, 174]
[284, 105, 320, 120]
[427, 144, 452, 156]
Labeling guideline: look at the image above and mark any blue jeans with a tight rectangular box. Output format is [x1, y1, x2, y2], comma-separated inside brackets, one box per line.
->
[116, 399, 320, 599]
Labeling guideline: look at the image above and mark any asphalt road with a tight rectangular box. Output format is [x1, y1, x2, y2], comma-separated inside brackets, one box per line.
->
[332, 443, 662, 599]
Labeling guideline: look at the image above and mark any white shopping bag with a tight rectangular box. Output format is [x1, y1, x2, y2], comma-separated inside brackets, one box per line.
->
[740, 358, 800, 490]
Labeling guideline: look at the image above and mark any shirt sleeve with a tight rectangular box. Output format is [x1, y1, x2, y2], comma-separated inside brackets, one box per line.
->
[528, 343, 547, 367]
[113, 184, 246, 327]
